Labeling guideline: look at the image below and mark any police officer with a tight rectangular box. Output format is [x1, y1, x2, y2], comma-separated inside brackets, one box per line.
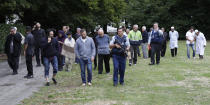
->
[148, 22, 163, 65]
[110, 28, 130, 86]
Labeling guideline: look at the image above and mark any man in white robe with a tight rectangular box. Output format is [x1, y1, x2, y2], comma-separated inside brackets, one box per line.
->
[169, 27, 179, 57]
[195, 30, 206, 59]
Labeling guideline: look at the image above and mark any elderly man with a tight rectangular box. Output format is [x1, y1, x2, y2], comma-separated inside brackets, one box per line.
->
[75, 29, 96, 86]
[128, 24, 142, 66]
[148, 22, 163, 65]
[141, 26, 148, 59]
[186, 27, 196, 59]
[110, 28, 130, 86]
[169, 27, 179, 57]
[95, 29, 110, 74]
[195, 30, 206, 59]
[4, 27, 22, 75]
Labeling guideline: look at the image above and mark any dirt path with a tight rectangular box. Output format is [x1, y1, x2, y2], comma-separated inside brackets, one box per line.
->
[0, 57, 46, 105]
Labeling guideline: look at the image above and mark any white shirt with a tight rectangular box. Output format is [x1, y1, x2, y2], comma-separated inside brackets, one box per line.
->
[186, 31, 195, 44]
[81, 38, 87, 43]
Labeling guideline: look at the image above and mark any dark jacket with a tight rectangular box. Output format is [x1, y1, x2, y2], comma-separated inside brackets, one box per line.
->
[57, 30, 67, 53]
[32, 28, 46, 46]
[142, 31, 148, 43]
[4, 33, 22, 57]
[41, 37, 59, 58]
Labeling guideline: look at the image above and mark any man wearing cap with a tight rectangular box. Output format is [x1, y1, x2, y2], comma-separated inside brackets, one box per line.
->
[186, 27, 196, 59]
[169, 26, 179, 57]
[195, 30, 206, 59]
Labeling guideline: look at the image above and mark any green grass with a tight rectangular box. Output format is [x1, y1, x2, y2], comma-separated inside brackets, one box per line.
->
[21, 41, 210, 105]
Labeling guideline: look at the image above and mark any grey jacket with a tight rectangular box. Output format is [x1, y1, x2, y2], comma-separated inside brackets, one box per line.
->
[75, 36, 96, 60]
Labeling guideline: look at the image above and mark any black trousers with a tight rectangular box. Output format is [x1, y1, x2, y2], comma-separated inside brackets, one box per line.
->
[26, 55, 33, 76]
[94, 54, 97, 70]
[58, 54, 65, 70]
[161, 41, 167, 57]
[7, 55, 19, 73]
[150, 43, 161, 64]
[171, 48, 177, 57]
[98, 54, 110, 74]
[129, 45, 138, 64]
[35, 45, 41, 65]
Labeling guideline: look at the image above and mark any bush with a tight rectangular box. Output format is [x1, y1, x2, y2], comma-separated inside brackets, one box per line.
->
[0, 24, 25, 53]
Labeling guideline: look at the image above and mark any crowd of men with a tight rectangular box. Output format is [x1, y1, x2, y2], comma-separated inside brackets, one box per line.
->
[4, 22, 207, 86]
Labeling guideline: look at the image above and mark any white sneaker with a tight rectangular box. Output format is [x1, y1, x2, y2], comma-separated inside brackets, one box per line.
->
[88, 82, 92, 86]
[82, 83, 86, 86]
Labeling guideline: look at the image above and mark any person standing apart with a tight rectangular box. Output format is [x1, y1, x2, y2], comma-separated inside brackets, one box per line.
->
[4, 27, 22, 75]
[32, 22, 46, 67]
[141, 26, 148, 59]
[41, 31, 59, 86]
[160, 28, 168, 57]
[169, 26, 179, 57]
[95, 29, 110, 74]
[128, 24, 142, 66]
[75, 29, 96, 86]
[110, 28, 130, 86]
[186, 27, 196, 59]
[148, 22, 163, 65]
[195, 30, 206, 59]
[24, 26, 35, 79]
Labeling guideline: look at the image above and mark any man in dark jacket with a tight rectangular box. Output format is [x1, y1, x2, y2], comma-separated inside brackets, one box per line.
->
[32, 22, 46, 67]
[161, 28, 168, 57]
[4, 27, 22, 75]
[41, 30, 59, 86]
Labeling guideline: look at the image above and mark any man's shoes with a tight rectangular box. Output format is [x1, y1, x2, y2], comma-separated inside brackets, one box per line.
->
[36, 64, 41, 67]
[52, 78, 57, 85]
[120, 82, 124, 86]
[149, 63, 155, 65]
[27, 75, 34, 79]
[82, 83, 86, 86]
[156, 62, 160, 65]
[24, 75, 29, 78]
[129, 63, 132, 66]
[46, 82, 50, 86]
[113, 83, 118, 87]
[88, 82, 92, 86]
[12, 72, 18, 75]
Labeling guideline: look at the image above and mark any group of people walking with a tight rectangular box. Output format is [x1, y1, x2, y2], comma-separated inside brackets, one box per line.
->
[4, 22, 207, 86]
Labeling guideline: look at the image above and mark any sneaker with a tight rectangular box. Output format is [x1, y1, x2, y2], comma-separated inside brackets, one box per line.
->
[45, 82, 50, 86]
[36, 64, 41, 67]
[129, 63, 132, 66]
[27, 75, 34, 79]
[88, 82, 92, 86]
[82, 83, 86, 86]
[52, 78, 57, 85]
[24, 75, 29, 78]
[12, 72, 18, 75]
[149, 63, 155, 65]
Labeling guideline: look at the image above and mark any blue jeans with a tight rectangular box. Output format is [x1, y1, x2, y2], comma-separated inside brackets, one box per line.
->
[79, 58, 92, 83]
[112, 54, 126, 84]
[43, 56, 58, 78]
[186, 44, 195, 59]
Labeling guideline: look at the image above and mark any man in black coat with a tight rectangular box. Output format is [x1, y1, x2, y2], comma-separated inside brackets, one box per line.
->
[4, 27, 22, 75]
[32, 22, 46, 67]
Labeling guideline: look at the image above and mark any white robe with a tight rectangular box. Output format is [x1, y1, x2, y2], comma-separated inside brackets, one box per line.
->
[196, 32, 206, 55]
[169, 30, 179, 49]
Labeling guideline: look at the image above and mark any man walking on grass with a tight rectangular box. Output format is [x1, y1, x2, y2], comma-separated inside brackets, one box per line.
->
[75, 29, 96, 86]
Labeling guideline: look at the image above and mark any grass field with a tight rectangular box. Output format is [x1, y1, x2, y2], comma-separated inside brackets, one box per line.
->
[21, 41, 210, 105]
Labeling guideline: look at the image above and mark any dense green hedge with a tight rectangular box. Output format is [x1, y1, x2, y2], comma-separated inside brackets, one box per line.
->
[0, 24, 25, 53]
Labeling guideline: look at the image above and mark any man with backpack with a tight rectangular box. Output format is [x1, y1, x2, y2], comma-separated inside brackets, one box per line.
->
[148, 22, 163, 65]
